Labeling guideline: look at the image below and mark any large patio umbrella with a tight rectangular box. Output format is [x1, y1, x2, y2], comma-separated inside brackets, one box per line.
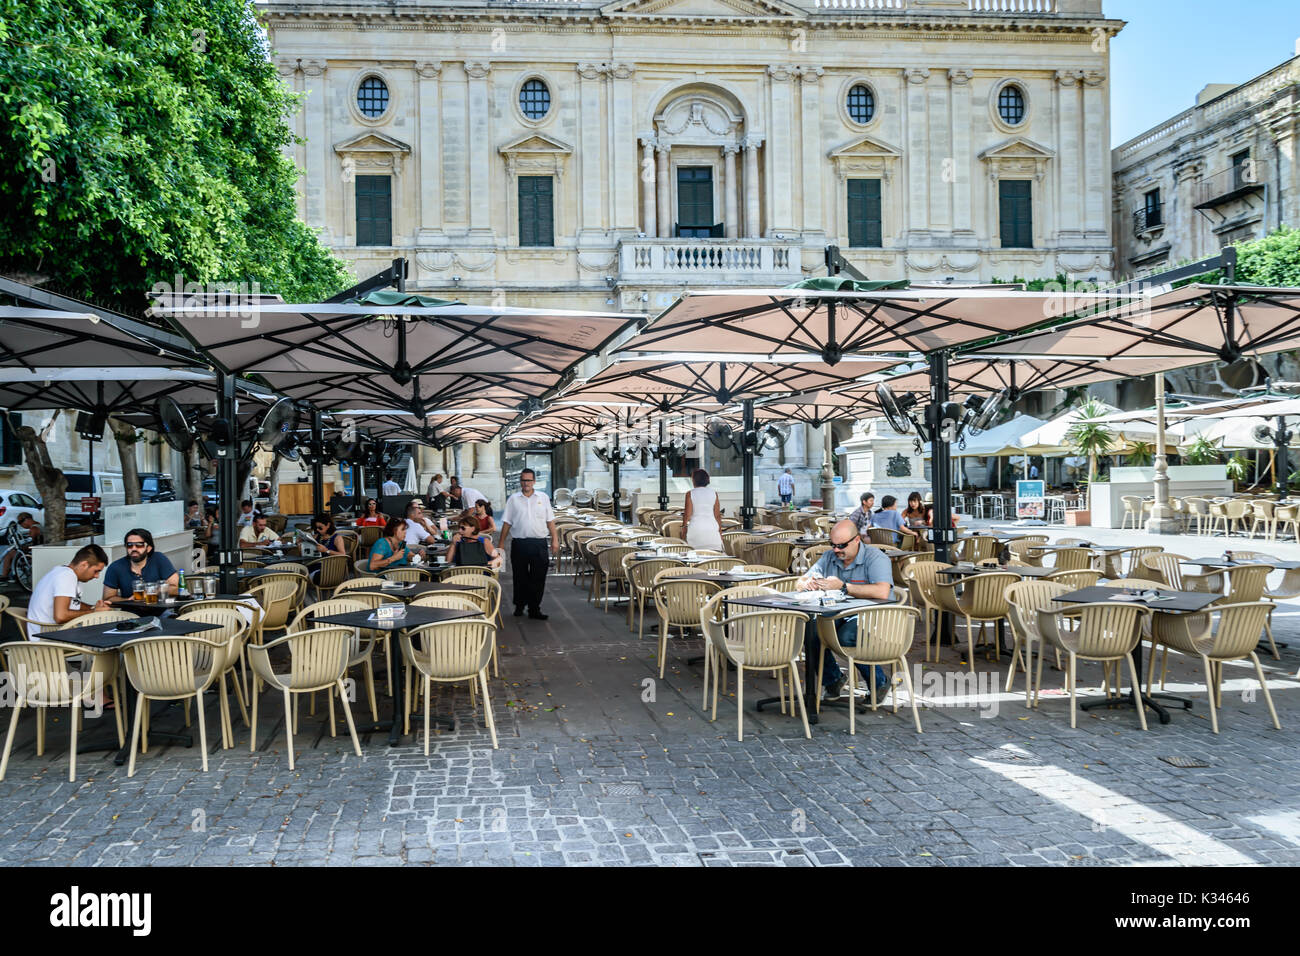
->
[751, 389, 879, 428]
[875, 353, 1198, 399]
[0, 305, 197, 369]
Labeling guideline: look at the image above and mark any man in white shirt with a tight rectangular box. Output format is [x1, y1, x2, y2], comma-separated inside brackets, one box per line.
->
[28, 543, 112, 639]
[499, 468, 559, 620]
[381, 476, 402, 496]
[239, 514, 283, 549]
[404, 502, 438, 549]
[458, 485, 487, 510]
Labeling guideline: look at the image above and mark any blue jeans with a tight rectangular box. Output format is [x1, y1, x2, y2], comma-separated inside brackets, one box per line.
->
[779, 492, 793, 504]
[806, 615, 887, 689]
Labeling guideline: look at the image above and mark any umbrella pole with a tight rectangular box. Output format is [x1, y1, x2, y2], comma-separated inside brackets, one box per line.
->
[217, 371, 239, 595]
[741, 399, 756, 531]
[311, 408, 324, 517]
[1276, 416, 1291, 503]
[1148, 372, 1178, 533]
[657, 419, 669, 512]
[611, 437, 621, 522]
[928, 351, 954, 564]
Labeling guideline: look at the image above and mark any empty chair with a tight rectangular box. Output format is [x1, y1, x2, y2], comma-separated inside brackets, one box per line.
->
[286, 598, 378, 722]
[651, 571, 721, 678]
[701, 608, 810, 741]
[305, 554, 350, 602]
[175, 606, 250, 749]
[1148, 602, 1280, 734]
[382, 567, 433, 583]
[401, 618, 498, 753]
[1050, 547, 1094, 573]
[120, 633, 228, 776]
[1142, 552, 1190, 590]
[1044, 568, 1102, 590]
[1037, 601, 1150, 730]
[1003, 580, 1071, 708]
[247, 626, 362, 770]
[1249, 500, 1277, 540]
[1120, 496, 1144, 530]
[934, 571, 1017, 672]
[957, 535, 1000, 564]
[743, 540, 795, 572]
[901, 561, 953, 663]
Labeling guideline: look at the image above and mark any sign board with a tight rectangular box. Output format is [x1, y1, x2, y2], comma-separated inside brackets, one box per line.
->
[1016, 480, 1045, 519]
[80, 497, 101, 514]
[104, 500, 185, 543]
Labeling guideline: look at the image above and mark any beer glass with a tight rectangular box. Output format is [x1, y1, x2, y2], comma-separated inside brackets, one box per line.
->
[144, 583, 158, 605]
[132, 579, 145, 602]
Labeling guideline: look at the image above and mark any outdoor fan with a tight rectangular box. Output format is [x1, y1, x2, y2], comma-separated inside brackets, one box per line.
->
[333, 431, 366, 464]
[255, 399, 301, 462]
[1254, 422, 1292, 446]
[967, 388, 1011, 436]
[759, 424, 788, 453]
[875, 383, 921, 436]
[155, 396, 235, 459]
[706, 418, 736, 451]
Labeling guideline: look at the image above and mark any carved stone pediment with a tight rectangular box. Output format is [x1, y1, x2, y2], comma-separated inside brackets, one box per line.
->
[828, 134, 903, 182]
[333, 131, 412, 156]
[979, 136, 1054, 182]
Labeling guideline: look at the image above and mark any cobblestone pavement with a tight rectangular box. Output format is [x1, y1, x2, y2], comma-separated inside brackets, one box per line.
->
[1, 524, 1299, 866]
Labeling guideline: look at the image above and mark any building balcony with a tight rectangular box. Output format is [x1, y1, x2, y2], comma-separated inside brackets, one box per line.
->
[1132, 203, 1163, 237]
[617, 237, 804, 285]
[1194, 163, 1267, 210]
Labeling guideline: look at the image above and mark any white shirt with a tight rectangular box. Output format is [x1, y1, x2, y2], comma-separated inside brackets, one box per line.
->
[240, 525, 282, 545]
[405, 519, 434, 548]
[459, 486, 487, 509]
[426, 479, 443, 498]
[236, 509, 255, 527]
[382, 480, 401, 495]
[29, 565, 82, 640]
[501, 490, 555, 539]
[777, 472, 795, 494]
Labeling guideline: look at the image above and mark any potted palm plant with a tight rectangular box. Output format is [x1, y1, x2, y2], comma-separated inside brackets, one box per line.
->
[1064, 397, 1117, 526]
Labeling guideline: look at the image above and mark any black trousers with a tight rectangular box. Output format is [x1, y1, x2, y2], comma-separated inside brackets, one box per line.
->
[510, 538, 549, 611]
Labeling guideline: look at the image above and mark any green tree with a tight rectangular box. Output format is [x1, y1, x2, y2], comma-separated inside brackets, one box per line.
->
[1065, 397, 1116, 510]
[1182, 435, 1222, 466]
[0, 0, 352, 311]
[1126, 440, 1154, 468]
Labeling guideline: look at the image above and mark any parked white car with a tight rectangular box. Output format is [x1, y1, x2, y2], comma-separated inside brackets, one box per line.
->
[0, 489, 45, 535]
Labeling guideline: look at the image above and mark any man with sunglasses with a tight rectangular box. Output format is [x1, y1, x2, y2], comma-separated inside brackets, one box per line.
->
[797, 518, 895, 701]
[102, 528, 180, 602]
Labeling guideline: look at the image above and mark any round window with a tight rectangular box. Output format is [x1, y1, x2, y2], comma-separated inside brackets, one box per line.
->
[998, 84, 1026, 126]
[357, 76, 390, 119]
[519, 79, 551, 120]
[846, 84, 875, 125]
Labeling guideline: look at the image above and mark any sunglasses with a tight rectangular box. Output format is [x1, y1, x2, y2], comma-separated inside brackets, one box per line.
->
[830, 538, 854, 551]
[126, 541, 148, 548]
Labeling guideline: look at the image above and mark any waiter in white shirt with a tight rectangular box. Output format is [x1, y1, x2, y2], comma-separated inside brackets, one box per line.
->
[498, 468, 559, 620]
[458, 485, 487, 510]
[381, 476, 401, 496]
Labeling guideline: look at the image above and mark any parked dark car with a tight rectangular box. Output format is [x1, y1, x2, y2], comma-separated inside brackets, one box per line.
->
[139, 472, 176, 502]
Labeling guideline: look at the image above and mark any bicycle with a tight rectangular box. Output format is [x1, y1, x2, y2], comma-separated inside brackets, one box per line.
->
[0, 522, 34, 592]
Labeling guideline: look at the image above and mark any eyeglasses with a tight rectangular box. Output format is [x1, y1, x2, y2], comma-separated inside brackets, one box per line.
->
[125, 541, 148, 549]
[830, 538, 854, 551]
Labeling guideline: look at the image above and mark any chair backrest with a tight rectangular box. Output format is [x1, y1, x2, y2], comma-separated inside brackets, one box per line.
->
[176, 606, 248, 668]
[120, 635, 225, 698]
[403, 619, 495, 679]
[1225, 499, 1252, 519]
[1125, 546, 1165, 578]
[959, 536, 1000, 563]
[382, 567, 433, 583]
[0, 640, 98, 705]
[245, 578, 299, 631]
[1052, 547, 1094, 572]
[769, 530, 805, 541]
[696, 556, 744, 573]
[64, 609, 138, 629]
[1044, 569, 1102, 589]
[1142, 552, 1189, 589]
[265, 561, 308, 576]
[1222, 564, 1274, 603]
[743, 540, 795, 572]
[1007, 540, 1044, 566]
[257, 571, 308, 608]
[652, 576, 722, 626]
[410, 593, 485, 614]
[1121, 495, 1143, 511]
[287, 598, 368, 635]
[1069, 602, 1149, 658]
[1004, 580, 1071, 644]
[719, 610, 809, 668]
[1205, 601, 1276, 659]
[597, 546, 640, 580]
[438, 572, 502, 619]
[1097, 578, 1175, 590]
[958, 572, 1019, 618]
[553, 488, 574, 508]
[357, 526, 384, 550]
[761, 576, 802, 592]
[334, 531, 360, 558]
[249, 627, 353, 691]
[353, 557, 380, 578]
[660, 519, 683, 539]
[840, 604, 919, 663]
[901, 561, 954, 609]
[310, 554, 350, 590]
[794, 544, 831, 574]
[867, 527, 898, 547]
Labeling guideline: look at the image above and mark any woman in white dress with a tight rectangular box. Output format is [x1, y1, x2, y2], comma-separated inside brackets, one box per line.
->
[682, 468, 724, 552]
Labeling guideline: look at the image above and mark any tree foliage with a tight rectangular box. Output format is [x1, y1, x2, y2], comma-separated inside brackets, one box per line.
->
[0, 0, 352, 311]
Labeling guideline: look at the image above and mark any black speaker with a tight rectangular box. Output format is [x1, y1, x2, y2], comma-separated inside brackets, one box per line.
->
[75, 410, 108, 441]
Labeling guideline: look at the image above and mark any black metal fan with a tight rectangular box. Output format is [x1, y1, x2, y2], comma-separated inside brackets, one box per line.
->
[968, 388, 1011, 436]
[759, 424, 787, 453]
[255, 399, 301, 461]
[157, 398, 197, 453]
[706, 418, 735, 451]
[875, 383, 919, 435]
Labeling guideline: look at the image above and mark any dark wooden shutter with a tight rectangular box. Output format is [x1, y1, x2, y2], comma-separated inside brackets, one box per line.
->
[847, 179, 883, 248]
[518, 176, 554, 247]
[355, 175, 392, 247]
[998, 180, 1033, 249]
[0, 412, 21, 466]
[676, 167, 714, 237]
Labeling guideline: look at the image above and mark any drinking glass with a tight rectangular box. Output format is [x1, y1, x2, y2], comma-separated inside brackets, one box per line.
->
[144, 583, 158, 605]
[132, 579, 145, 602]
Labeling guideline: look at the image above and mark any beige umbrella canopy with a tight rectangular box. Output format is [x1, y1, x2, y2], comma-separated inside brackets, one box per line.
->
[751, 389, 879, 427]
[876, 353, 1198, 398]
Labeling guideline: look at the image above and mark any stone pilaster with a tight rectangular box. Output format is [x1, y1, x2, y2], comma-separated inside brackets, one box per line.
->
[1082, 70, 1108, 238]
[301, 60, 329, 240]
[441, 63, 469, 229]
[766, 65, 796, 233]
[466, 61, 492, 237]
[798, 66, 824, 235]
[1055, 70, 1084, 240]
[577, 63, 605, 239]
[609, 63, 638, 233]
[948, 69, 974, 239]
[415, 61, 444, 243]
[723, 145, 740, 239]
[655, 144, 671, 238]
[743, 138, 762, 238]
[903, 68, 931, 240]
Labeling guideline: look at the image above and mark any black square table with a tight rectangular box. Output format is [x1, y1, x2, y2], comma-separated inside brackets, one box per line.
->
[672, 570, 783, 586]
[1054, 585, 1219, 724]
[314, 605, 483, 745]
[345, 580, 482, 601]
[44, 616, 223, 763]
[939, 563, 1056, 580]
[1189, 556, 1300, 571]
[723, 593, 891, 725]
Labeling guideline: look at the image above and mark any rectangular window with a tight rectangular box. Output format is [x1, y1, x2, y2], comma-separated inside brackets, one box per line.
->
[0, 412, 21, 466]
[518, 175, 554, 247]
[847, 179, 883, 248]
[355, 175, 392, 247]
[676, 166, 715, 237]
[1232, 150, 1252, 190]
[1144, 188, 1162, 227]
[998, 180, 1033, 249]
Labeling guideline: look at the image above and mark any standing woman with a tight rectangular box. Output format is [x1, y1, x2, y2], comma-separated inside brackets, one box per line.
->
[356, 498, 387, 527]
[682, 468, 724, 552]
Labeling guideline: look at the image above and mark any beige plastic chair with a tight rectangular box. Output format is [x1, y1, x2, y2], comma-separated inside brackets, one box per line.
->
[120, 633, 228, 776]
[357, 526, 383, 551]
[901, 561, 953, 663]
[245, 578, 299, 641]
[696, 556, 745, 573]
[1142, 552, 1190, 590]
[1248, 500, 1277, 540]
[306, 554, 350, 602]
[651, 571, 722, 678]
[702, 608, 811, 741]
[247, 626, 361, 770]
[595, 545, 640, 613]
[1003, 580, 1071, 708]
[1007, 540, 1045, 567]
[1148, 601, 1280, 734]
[0, 635, 121, 781]
[1183, 497, 1211, 535]
[286, 598, 378, 723]
[438, 572, 503, 670]
[698, 587, 781, 711]
[1044, 569, 1102, 589]
[661, 519, 684, 539]
[742, 540, 796, 572]
[382, 567, 433, 583]
[623, 557, 681, 639]
[1274, 503, 1299, 540]
[792, 544, 831, 575]
[817, 604, 923, 734]
[401, 619, 498, 752]
[1120, 496, 1145, 530]
[6, 605, 56, 640]
[1050, 547, 1094, 573]
[1037, 601, 1151, 730]
[175, 606, 250, 748]
[956, 536, 1000, 564]
[933, 571, 1018, 672]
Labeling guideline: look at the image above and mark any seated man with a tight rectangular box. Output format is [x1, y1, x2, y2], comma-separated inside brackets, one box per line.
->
[239, 513, 283, 549]
[27, 543, 112, 639]
[102, 528, 180, 602]
[847, 493, 874, 539]
[797, 518, 894, 701]
[1, 511, 42, 578]
[403, 501, 438, 550]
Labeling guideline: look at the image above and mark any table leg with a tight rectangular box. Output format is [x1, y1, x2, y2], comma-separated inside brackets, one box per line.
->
[1078, 637, 1191, 725]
